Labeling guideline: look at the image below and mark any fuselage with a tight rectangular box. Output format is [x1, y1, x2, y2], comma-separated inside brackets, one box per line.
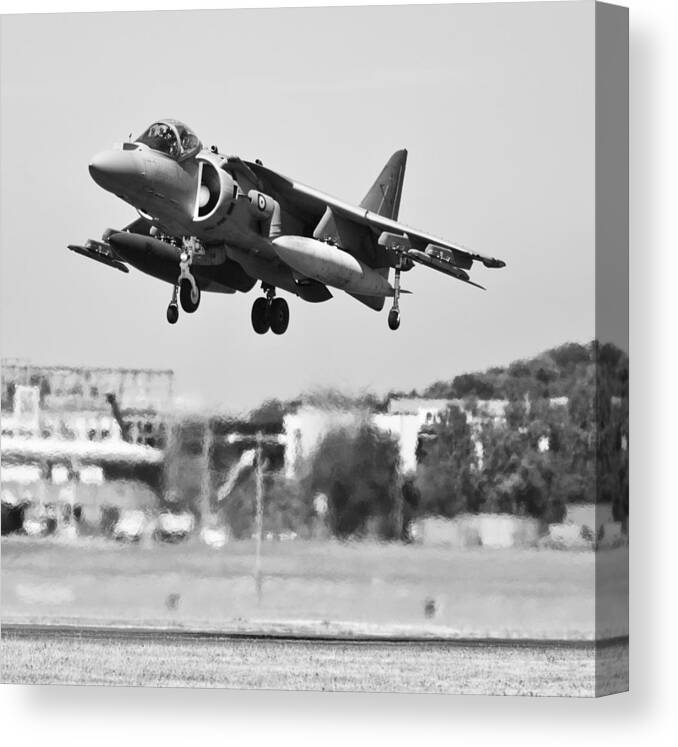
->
[88, 119, 397, 308]
[89, 120, 300, 294]
[90, 134, 269, 252]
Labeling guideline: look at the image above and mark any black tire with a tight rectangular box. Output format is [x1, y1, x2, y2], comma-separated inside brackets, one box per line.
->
[388, 309, 400, 330]
[179, 278, 200, 313]
[270, 297, 290, 335]
[166, 303, 179, 325]
[251, 297, 270, 334]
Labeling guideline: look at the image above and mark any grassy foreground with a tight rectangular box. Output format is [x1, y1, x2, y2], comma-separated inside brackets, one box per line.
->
[0, 633, 628, 695]
[0, 537, 628, 638]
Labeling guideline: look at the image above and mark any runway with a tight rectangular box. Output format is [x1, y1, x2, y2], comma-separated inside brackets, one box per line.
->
[0, 623, 629, 695]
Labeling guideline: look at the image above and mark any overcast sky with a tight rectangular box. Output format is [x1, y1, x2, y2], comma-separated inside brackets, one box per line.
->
[1, 3, 603, 412]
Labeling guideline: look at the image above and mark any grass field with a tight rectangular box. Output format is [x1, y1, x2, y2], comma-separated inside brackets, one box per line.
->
[0, 629, 628, 695]
[1, 537, 628, 639]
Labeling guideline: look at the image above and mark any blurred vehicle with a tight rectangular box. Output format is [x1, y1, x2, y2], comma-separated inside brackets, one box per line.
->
[1, 490, 28, 535]
[200, 526, 228, 549]
[154, 512, 195, 543]
[113, 510, 147, 542]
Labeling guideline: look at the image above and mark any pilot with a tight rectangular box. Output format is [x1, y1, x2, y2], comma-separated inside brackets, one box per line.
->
[165, 132, 177, 156]
[181, 132, 196, 153]
[155, 124, 177, 157]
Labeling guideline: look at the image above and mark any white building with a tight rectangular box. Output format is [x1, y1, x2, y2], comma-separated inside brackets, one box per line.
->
[283, 397, 511, 477]
[283, 406, 362, 478]
[282, 395, 571, 479]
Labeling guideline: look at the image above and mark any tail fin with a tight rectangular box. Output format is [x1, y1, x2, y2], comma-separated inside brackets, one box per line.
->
[360, 149, 407, 220]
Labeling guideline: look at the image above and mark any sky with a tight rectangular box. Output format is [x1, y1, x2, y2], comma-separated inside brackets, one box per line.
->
[0, 2, 602, 412]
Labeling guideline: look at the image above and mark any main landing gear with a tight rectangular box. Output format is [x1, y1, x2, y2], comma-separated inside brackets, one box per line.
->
[388, 260, 403, 331]
[251, 284, 289, 335]
[166, 238, 201, 324]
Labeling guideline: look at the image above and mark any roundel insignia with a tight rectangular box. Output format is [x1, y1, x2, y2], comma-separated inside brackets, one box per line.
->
[257, 194, 266, 211]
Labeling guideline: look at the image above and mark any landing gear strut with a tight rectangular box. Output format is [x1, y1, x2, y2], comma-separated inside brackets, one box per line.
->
[388, 260, 403, 330]
[165, 237, 201, 324]
[251, 284, 290, 335]
[178, 240, 201, 313]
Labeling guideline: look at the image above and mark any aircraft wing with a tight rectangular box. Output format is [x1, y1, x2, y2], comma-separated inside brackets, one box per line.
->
[247, 162, 505, 286]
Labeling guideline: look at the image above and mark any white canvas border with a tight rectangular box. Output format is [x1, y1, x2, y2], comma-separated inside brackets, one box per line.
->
[1, 0, 675, 744]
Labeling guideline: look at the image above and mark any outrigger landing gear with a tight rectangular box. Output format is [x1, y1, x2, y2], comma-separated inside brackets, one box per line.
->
[388, 308, 400, 331]
[388, 260, 403, 330]
[251, 284, 290, 335]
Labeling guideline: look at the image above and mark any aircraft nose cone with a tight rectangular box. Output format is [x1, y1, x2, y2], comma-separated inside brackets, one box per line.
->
[89, 150, 140, 190]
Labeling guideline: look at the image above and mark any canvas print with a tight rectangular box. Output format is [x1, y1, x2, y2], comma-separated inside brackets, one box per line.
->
[0, 2, 628, 695]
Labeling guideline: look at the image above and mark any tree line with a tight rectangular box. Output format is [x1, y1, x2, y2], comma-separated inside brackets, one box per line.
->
[219, 341, 628, 540]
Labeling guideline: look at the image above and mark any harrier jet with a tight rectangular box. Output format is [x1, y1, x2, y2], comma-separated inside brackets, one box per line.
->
[70, 119, 505, 333]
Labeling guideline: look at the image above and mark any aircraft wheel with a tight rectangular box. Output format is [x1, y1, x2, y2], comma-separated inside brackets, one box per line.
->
[251, 297, 270, 334]
[180, 279, 200, 313]
[388, 309, 400, 331]
[270, 298, 290, 335]
[166, 303, 179, 325]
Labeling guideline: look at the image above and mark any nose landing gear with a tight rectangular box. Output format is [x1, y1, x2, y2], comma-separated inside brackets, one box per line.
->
[178, 239, 201, 313]
[179, 277, 200, 313]
[165, 237, 201, 324]
[251, 285, 290, 335]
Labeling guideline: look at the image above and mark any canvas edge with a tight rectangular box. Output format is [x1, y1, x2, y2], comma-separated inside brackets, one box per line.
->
[594, 0, 630, 698]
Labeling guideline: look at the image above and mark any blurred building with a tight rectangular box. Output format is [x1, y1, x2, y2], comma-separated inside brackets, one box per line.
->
[167, 414, 286, 522]
[1, 359, 172, 532]
[1, 359, 173, 447]
[283, 406, 363, 478]
[283, 399, 472, 478]
[283, 395, 571, 477]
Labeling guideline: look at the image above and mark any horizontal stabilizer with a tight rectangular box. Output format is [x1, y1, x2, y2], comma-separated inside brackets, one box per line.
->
[68, 240, 129, 273]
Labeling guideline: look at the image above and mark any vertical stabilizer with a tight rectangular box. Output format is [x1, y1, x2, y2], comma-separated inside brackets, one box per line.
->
[359, 149, 407, 220]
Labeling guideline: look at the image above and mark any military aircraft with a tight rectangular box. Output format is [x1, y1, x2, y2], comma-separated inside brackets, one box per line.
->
[69, 119, 505, 333]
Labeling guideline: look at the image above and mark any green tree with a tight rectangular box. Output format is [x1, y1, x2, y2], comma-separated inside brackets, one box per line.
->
[306, 421, 402, 540]
[414, 405, 479, 517]
[478, 424, 566, 523]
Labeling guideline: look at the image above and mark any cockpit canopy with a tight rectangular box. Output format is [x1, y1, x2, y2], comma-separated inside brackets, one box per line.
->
[135, 120, 201, 160]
